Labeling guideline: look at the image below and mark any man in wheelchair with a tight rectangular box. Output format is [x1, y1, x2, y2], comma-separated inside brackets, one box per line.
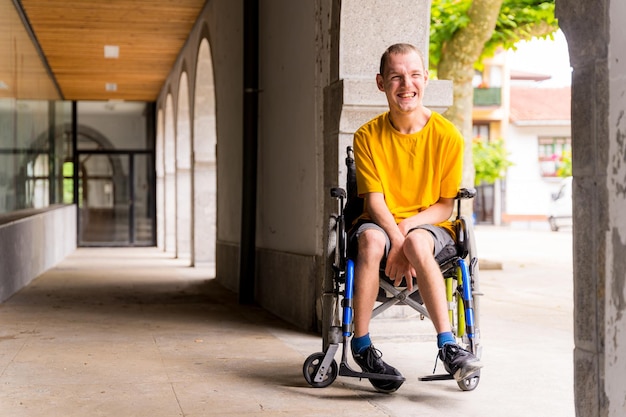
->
[349, 43, 483, 389]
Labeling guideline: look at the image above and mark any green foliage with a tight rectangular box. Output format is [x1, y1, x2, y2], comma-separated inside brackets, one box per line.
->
[472, 137, 514, 185]
[430, 0, 558, 72]
[556, 150, 572, 177]
[430, 0, 472, 71]
[62, 161, 74, 204]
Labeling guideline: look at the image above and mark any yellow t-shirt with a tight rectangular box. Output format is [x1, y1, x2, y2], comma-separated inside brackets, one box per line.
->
[353, 111, 464, 233]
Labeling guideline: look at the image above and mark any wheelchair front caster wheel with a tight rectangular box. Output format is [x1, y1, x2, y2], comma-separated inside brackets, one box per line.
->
[457, 371, 480, 391]
[303, 352, 338, 388]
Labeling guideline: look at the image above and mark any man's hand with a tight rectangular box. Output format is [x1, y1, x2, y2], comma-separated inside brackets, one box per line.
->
[364, 192, 418, 290]
[385, 243, 416, 291]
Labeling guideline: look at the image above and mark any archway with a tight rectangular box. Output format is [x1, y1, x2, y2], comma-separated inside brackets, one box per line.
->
[192, 38, 217, 266]
[176, 72, 192, 260]
[163, 94, 177, 254]
[156, 108, 165, 249]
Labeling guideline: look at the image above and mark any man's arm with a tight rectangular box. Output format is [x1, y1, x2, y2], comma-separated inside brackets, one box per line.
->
[365, 192, 403, 244]
[397, 197, 455, 236]
[364, 192, 415, 284]
[366, 194, 455, 288]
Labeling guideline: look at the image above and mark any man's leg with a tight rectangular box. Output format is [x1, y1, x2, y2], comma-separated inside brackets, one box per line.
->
[353, 228, 386, 339]
[402, 229, 450, 333]
[403, 228, 483, 381]
[350, 227, 403, 390]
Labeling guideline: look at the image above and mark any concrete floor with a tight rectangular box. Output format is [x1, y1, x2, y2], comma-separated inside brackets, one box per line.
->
[0, 226, 574, 416]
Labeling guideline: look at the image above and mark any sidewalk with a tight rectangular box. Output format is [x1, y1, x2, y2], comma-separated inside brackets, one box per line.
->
[0, 226, 574, 416]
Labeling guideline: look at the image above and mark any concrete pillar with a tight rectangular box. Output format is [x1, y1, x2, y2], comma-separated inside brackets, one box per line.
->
[557, 0, 626, 415]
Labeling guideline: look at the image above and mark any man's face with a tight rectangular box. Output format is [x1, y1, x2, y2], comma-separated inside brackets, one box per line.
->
[376, 51, 429, 114]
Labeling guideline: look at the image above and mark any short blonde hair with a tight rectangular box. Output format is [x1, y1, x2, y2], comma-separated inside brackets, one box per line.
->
[379, 43, 425, 75]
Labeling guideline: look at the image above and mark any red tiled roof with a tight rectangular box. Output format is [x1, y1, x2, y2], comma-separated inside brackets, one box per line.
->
[510, 69, 551, 82]
[509, 86, 571, 123]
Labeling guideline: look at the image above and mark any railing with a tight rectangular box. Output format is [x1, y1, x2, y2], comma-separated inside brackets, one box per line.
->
[473, 87, 502, 106]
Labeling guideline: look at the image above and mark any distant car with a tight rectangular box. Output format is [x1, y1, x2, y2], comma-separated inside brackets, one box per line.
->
[548, 176, 572, 231]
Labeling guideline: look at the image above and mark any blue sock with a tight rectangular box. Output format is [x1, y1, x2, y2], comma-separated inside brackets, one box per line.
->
[351, 333, 372, 354]
[437, 332, 455, 348]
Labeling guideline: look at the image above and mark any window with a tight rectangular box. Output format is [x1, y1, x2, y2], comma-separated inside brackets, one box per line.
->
[538, 137, 571, 177]
[473, 124, 490, 141]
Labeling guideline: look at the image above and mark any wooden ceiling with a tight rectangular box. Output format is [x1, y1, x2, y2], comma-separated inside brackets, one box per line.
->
[15, 0, 207, 101]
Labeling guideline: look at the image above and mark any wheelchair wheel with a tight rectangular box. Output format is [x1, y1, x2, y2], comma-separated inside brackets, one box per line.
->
[303, 352, 338, 388]
[457, 217, 482, 391]
[327, 215, 338, 261]
[464, 214, 481, 335]
[457, 370, 480, 391]
[322, 215, 341, 349]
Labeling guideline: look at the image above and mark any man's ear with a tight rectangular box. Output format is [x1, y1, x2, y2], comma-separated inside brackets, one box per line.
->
[376, 74, 384, 92]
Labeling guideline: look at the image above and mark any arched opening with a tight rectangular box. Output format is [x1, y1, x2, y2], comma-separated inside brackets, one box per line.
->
[176, 72, 192, 261]
[163, 95, 177, 254]
[192, 38, 217, 266]
[156, 108, 165, 249]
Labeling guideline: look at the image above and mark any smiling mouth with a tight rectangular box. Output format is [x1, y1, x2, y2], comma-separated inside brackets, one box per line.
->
[398, 92, 416, 98]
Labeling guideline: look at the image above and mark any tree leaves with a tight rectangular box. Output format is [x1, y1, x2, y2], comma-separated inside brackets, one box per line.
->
[472, 137, 514, 185]
[430, 0, 558, 72]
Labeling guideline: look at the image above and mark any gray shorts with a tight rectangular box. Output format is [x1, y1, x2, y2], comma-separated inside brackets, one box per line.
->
[349, 221, 454, 258]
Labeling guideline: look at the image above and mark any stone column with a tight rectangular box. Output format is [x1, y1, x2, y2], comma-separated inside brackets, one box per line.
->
[557, 0, 626, 415]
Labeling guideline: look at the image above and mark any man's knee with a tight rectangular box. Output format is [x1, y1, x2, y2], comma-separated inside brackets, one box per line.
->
[404, 229, 435, 258]
[357, 229, 386, 259]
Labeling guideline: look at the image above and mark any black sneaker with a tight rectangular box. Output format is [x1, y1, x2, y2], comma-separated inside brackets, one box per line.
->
[438, 343, 483, 381]
[353, 345, 404, 393]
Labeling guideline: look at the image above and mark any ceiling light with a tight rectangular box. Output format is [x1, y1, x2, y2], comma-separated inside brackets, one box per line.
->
[104, 45, 119, 59]
[105, 83, 118, 92]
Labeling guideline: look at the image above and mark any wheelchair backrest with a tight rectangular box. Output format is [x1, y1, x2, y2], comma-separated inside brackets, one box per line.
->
[455, 217, 470, 259]
[344, 146, 364, 228]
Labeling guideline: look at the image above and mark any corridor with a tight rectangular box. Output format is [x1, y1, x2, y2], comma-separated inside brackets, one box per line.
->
[0, 226, 574, 416]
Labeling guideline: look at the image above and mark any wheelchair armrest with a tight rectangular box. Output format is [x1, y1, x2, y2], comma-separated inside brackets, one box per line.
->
[456, 188, 476, 200]
[331, 187, 346, 199]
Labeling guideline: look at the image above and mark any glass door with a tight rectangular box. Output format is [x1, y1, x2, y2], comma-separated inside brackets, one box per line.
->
[77, 151, 154, 246]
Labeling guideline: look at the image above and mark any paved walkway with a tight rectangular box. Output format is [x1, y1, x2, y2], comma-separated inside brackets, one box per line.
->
[0, 226, 574, 416]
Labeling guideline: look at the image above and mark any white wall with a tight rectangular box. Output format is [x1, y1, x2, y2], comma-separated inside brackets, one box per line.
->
[77, 109, 147, 149]
[505, 123, 571, 217]
[257, 1, 319, 254]
[0, 205, 76, 302]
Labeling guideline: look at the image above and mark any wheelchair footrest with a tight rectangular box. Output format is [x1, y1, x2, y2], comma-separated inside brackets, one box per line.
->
[339, 363, 406, 382]
[418, 374, 454, 382]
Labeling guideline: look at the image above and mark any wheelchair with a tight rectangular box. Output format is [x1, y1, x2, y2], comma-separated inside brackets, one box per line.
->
[303, 146, 483, 392]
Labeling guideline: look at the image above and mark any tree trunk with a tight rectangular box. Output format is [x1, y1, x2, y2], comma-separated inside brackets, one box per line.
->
[437, 0, 504, 195]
